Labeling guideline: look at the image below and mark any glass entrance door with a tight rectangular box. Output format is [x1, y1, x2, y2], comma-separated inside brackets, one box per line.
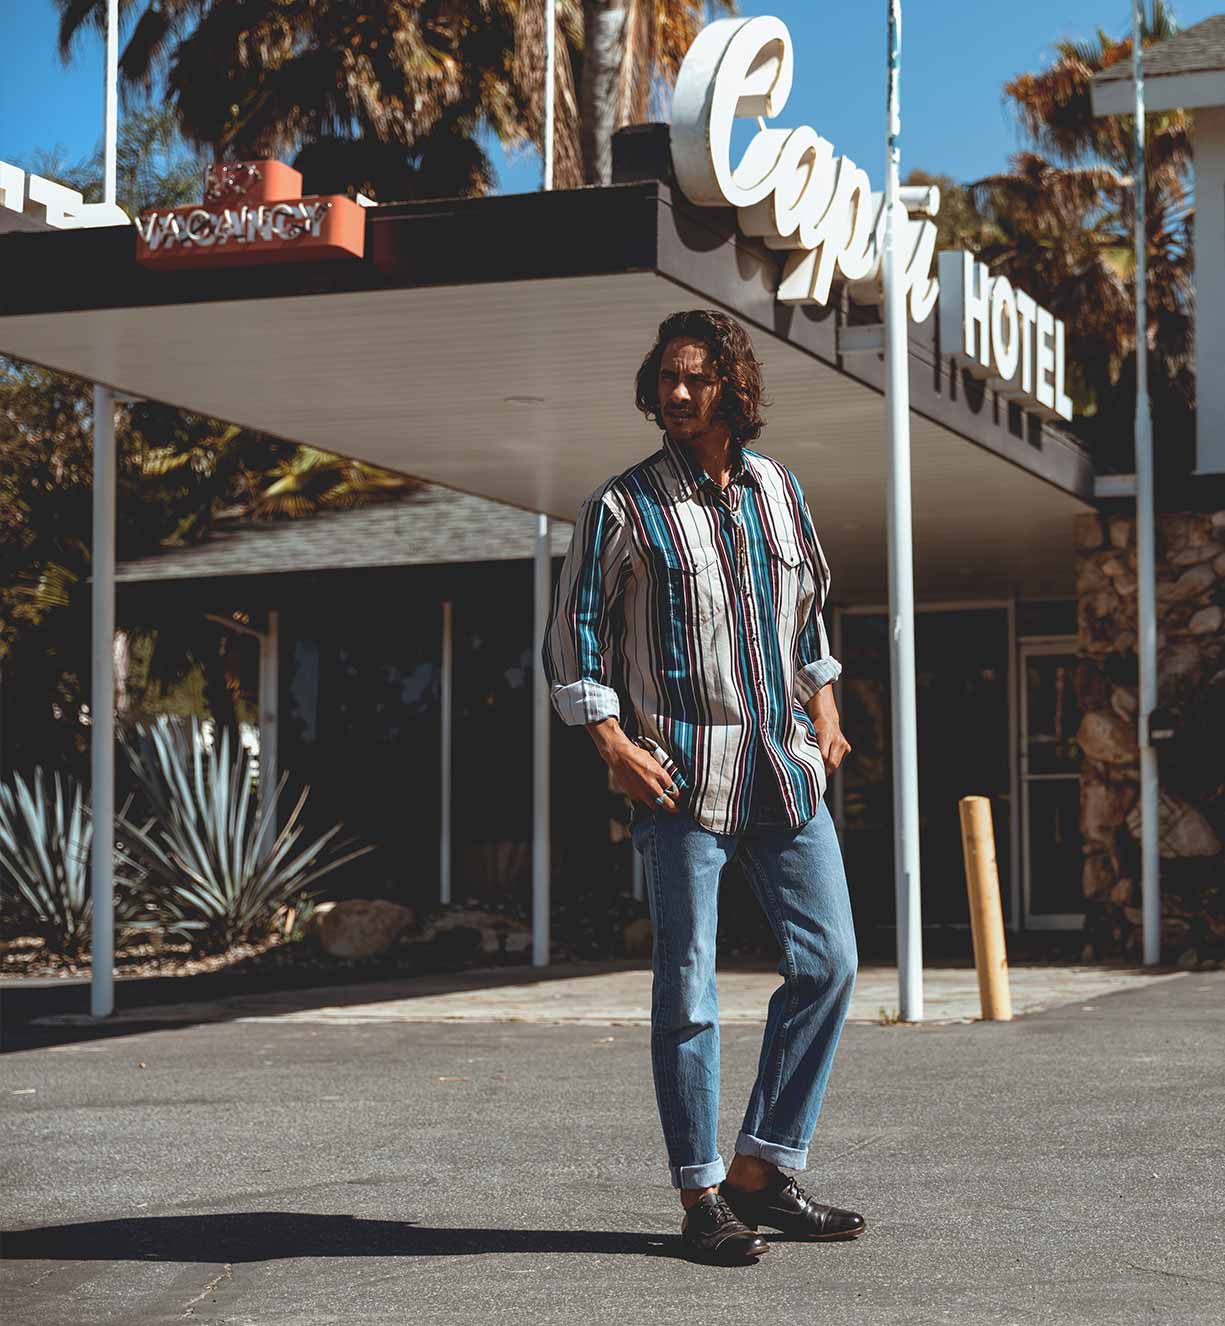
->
[837, 607, 1012, 943]
[1020, 642, 1084, 928]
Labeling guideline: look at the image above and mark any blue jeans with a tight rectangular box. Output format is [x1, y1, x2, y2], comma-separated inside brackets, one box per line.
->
[630, 768, 857, 1190]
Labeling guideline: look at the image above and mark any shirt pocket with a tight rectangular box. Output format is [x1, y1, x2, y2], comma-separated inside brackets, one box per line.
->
[768, 540, 807, 627]
[642, 542, 720, 629]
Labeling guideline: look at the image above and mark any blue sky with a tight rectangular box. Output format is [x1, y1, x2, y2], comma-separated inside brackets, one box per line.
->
[2, 1, 1220, 195]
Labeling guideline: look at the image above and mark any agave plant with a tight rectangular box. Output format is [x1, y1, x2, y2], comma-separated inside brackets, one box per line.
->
[119, 717, 372, 953]
[0, 769, 159, 957]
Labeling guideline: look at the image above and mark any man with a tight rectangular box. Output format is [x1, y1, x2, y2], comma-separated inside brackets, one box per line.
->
[543, 309, 862, 1265]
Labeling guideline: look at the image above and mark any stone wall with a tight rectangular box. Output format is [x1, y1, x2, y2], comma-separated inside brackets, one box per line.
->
[1075, 510, 1225, 966]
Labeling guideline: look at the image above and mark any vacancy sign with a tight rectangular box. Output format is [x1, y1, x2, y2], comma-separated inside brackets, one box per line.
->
[135, 161, 364, 270]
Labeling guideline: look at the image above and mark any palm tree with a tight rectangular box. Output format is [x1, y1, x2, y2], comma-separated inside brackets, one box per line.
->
[967, 1, 1193, 470]
[57, 1, 731, 196]
[517, 0, 731, 187]
[56, 0, 532, 201]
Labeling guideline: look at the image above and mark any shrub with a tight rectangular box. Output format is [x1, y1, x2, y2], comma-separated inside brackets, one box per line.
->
[119, 717, 372, 953]
[0, 769, 162, 957]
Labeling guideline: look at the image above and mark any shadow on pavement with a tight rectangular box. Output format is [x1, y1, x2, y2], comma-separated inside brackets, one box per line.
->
[1, 1212, 689, 1262]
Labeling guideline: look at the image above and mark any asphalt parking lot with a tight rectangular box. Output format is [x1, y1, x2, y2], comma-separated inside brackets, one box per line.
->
[3, 968, 1223, 1325]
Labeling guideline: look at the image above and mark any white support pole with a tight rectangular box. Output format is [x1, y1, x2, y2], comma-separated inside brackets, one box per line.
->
[1132, 2, 1161, 965]
[103, 0, 118, 206]
[89, 0, 120, 1021]
[533, 517, 552, 966]
[439, 600, 453, 906]
[883, 1, 923, 1021]
[1006, 596, 1021, 932]
[258, 609, 279, 861]
[543, 0, 556, 191]
[90, 387, 116, 1020]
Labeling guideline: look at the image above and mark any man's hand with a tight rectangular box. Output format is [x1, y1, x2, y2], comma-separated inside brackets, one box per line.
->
[586, 718, 680, 813]
[806, 684, 851, 775]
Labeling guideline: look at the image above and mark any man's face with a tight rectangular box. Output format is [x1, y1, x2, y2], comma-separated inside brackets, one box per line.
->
[658, 337, 722, 444]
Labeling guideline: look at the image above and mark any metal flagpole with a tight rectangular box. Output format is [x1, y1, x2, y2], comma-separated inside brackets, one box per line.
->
[543, 0, 556, 190]
[1132, 1, 1160, 965]
[883, 0, 923, 1020]
[90, 0, 120, 1019]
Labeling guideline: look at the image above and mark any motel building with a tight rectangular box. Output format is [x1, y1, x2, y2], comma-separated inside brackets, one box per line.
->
[2, 14, 1224, 965]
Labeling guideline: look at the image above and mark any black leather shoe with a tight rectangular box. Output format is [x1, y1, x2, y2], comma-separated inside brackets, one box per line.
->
[680, 1193, 770, 1263]
[720, 1171, 866, 1241]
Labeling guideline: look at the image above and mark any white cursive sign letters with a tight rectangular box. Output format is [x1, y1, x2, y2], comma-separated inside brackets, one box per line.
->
[671, 16, 939, 322]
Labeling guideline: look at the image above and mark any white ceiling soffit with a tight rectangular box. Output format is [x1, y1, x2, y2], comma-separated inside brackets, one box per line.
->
[0, 270, 1090, 600]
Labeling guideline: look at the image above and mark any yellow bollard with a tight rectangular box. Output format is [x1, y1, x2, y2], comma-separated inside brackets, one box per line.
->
[958, 795, 1013, 1022]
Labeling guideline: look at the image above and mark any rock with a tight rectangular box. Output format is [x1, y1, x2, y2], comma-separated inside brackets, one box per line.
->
[1158, 643, 1203, 707]
[1198, 958, 1220, 972]
[1082, 779, 1135, 845]
[1077, 559, 1110, 592]
[1170, 543, 1219, 567]
[1214, 552, 1225, 578]
[426, 908, 531, 955]
[623, 917, 653, 958]
[1189, 605, 1223, 636]
[1211, 509, 1225, 532]
[1099, 555, 1128, 578]
[1083, 853, 1116, 901]
[1125, 791, 1222, 858]
[1074, 514, 1103, 549]
[1162, 915, 1193, 943]
[302, 900, 338, 943]
[1176, 948, 1200, 971]
[315, 899, 416, 959]
[1110, 876, 1136, 905]
[1114, 575, 1137, 596]
[1110, 687, 1138, 720]
[1164, 564, 1215, 603]
[1076, 710, 1138, 766]
[1108, 517, 1132, 549]
[1079, 943, 1097, 963]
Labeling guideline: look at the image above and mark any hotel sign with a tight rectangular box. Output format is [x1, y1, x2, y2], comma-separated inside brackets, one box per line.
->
[0, 161, 128, 230]
[670, 15, 1074, 421]
[135, 161, 365, 270]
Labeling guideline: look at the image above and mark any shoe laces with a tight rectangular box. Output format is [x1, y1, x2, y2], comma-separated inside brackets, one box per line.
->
[703, 1193, 738, 1226]
[781, 1175, 811, 1205]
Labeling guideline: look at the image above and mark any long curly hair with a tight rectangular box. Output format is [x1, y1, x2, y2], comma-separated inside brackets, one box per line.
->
[634, 309, 768, 445]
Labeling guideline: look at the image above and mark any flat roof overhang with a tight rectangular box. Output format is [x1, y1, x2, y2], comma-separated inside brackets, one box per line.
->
[0, 180, 1094, 601]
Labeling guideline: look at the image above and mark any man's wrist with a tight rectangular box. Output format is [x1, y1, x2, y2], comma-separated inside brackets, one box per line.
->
[586, 716, 630, 765]
[805, 682, 839, 724]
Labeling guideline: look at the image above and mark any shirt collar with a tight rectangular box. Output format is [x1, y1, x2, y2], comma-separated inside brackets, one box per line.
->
[661, 433, 757, 500]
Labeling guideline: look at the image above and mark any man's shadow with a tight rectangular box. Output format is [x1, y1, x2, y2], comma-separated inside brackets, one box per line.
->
[1, 1212, 687, 1263]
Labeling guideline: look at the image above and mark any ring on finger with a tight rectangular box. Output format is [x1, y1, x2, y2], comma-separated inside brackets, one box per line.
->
[653, 794, 665, 806]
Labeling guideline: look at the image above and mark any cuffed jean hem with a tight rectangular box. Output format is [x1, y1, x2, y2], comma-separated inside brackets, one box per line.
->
[734, 1130, 809, 1172]
[670, 1156, 727, 1190]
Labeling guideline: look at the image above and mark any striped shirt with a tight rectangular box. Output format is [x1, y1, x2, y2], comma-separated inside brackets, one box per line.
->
[543, 433, 842, 834]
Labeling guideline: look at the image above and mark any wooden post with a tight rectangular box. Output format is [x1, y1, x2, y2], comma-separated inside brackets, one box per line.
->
[958, 795, 1013, 1021]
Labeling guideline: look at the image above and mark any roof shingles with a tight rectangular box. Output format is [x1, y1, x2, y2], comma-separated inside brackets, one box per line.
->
[1095, 14, 1225, 84]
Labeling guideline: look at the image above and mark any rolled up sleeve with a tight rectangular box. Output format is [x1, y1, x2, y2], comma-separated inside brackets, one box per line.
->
[793, 487, 842, 704]
[542, 489, 628, 726]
